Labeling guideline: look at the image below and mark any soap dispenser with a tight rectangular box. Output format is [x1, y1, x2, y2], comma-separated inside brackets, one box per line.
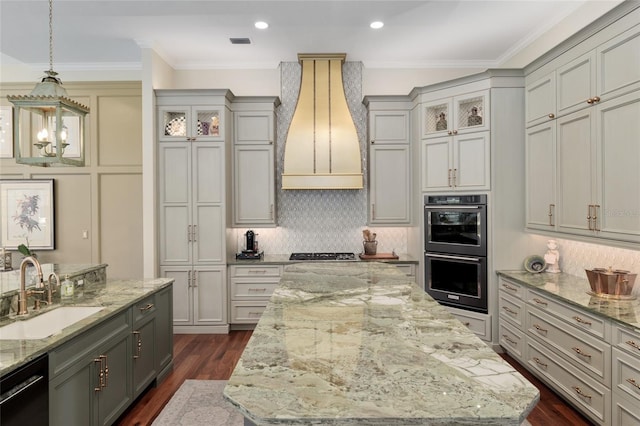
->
[61, 275, 74, 298]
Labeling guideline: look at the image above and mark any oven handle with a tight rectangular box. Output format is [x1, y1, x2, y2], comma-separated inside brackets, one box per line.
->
[424, 205, 483, 210]
[425, 252, 481, 262]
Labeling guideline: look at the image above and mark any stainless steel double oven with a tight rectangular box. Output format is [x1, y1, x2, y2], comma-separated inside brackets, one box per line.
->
[424, 194, 487, 313]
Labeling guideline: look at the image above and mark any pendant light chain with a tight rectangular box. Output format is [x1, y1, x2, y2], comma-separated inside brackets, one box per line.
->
[48, 0, 54, 73]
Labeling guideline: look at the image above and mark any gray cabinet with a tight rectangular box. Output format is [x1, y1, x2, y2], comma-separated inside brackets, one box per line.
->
[228, 264, 281, 325]
[132, 294, 157, 398]
[231, 99, 279, 227]
[365, 104, 412, 225]
[525, 122, 556, 231]
[49, 310, 132, 426]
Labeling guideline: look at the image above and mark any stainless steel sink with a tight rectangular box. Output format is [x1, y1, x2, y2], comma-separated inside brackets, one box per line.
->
[0, 306, 103, 340]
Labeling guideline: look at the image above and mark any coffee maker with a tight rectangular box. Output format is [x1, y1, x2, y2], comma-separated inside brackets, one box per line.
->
[236, 230, 263, 260]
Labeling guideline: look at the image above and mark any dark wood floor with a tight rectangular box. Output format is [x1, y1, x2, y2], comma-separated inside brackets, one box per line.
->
[116, 332, 594, 426]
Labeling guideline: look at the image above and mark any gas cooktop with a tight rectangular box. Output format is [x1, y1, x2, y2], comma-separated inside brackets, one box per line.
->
[289, 252, 356, 261]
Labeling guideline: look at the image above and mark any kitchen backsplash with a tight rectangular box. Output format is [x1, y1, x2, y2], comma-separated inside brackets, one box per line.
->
[528, 235, 639, 296]
[232, 60, 408, 255]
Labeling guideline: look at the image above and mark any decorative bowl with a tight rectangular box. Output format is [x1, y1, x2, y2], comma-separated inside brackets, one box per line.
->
[523, 255, 546, 273]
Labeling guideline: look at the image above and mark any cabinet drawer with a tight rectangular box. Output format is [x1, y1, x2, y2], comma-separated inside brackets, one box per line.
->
[230, 301, 267, 323]
[447, 309, 491, 341]
[499, 321, 524, 360]
[230, 280, 278, 300]
[526, 306, 610, 384]
[613, 347, 640, 403]
[526, 289, 609, 339]
[229, 265, 282, 277]
[612, 391, 640, 426]
[498, 278, 525, 299]
[133, 294, 157, 324]
[613, 324, 640, 358]
[499, 291, 524, 328]
[525, 338, 610, 425]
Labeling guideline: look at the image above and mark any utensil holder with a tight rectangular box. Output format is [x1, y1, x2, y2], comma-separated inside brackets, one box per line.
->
[363, 241, 377, 255]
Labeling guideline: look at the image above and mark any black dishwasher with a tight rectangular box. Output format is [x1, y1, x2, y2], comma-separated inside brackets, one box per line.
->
[0, 353, 49, 426]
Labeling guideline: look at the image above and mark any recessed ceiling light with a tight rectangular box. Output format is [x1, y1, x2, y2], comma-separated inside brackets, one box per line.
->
[255, 21, 269, 29]
[370, 21, 384, 29]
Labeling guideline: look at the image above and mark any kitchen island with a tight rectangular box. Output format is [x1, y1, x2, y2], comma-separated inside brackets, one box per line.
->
[224, 262, 539, 425]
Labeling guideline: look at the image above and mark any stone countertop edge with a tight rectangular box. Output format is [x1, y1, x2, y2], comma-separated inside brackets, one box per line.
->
[0, 277, 174, 376]
[225, 262, 539, 425]
[228, 253, 419, 265]
[497, 270, 640, 332]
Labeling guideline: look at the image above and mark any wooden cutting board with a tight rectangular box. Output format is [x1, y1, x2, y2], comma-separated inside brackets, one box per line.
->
[359, 253, 399, 260]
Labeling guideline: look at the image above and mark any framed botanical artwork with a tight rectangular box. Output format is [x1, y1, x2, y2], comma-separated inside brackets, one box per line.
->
[0, 179, 55, 250]
[0, 106, 13, 158]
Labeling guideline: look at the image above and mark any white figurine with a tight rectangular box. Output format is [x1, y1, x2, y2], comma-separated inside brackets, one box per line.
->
[544, 239, 561, 273]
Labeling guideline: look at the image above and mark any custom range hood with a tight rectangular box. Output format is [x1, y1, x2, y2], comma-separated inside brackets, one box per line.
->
[282, 54, 363, 190]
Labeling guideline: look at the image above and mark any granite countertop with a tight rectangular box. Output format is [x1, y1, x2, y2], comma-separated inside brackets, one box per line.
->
[228, 253, 419, 265]
[224, 262, 539, 425]
[0, 277, 173, 376]
[497, 270, 640, 331]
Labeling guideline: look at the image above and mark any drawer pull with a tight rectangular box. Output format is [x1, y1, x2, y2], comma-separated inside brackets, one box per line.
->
[626, 340, 640, 351]
[139, 303, 154, 312]
[133, 331, 142, 359]
[248, 311, 262, 316]
[502, 335, 517, 345]
[572, 386, 592, 400]
[248, 288, 267, 292]
[626, 378, 640, 390]
[248, 270, 267, 274]
[533, 357, 548, 368]
[532, 298, 548, 306]
[572, 347, 592, 359]
[533, 324, 548, 334]
[572, 316, 592, 326]
[502, 306, 517, 315]
[502, 283, 517, 292]
[462, 321, 471, 327]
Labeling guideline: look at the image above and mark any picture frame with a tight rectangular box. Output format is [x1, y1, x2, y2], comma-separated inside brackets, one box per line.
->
[0, 106, 13, 158]
[0, 179, 55, 250]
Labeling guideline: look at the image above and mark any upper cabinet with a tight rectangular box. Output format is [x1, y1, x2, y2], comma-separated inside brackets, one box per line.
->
[422, 90, 490, 138]
[524, 8, 640, 244]
[365, 101, 412, 226]
[231, 98, 280, 227]
[158, 106, 224, 142]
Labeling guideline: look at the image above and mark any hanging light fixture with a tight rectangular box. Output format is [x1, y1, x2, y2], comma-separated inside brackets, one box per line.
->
[7, 0, 89, 167]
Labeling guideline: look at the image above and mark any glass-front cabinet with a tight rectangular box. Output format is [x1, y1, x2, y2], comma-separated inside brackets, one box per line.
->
[158, 106, 222, 141]
[422, 90, 489, 138]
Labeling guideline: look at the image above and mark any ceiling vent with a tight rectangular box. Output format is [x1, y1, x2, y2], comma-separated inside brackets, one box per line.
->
[282, 53, 363, 190]
[230, 38, 251, 45]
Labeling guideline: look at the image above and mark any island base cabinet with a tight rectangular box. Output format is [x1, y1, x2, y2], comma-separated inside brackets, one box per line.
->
[49, 331, 132, 426]
[612, 391, 640, 426]
[525, 338, 610, 425]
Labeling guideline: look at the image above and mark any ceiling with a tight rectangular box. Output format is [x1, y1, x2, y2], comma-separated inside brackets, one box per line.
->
[0, 0, 625, 71]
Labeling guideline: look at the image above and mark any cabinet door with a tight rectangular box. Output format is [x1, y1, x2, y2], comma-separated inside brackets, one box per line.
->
[95, 333, 131, 426]
[154, 287, 174, 371]
[526, 122, 556, 231]
[193, 267, 226, 325]
[192, 144, 225, 263]
[597, 25, 640, 101]
[557, 109, 596, 235]
[233, 145, 276, 226]
[421, 136, 452, 191]
[596, 92, 640, 242]
[159, 144, 191, 264]
[192, 107, 223, 140]
[234, 111, 274, 144]
[132, 315, 156, 398]
[50, 360, 94, 426]
[158, 106, 190, 141]
[370, 110, 410, 144]
[526, 72, 556, 126]
[369, 144, 411, 225]
[161, 267, 192, 326]
[557, 52, 596, 117]
[453, 131, 490, 191]
[452, 90, 490, 134]
[422, 98, 451, 138]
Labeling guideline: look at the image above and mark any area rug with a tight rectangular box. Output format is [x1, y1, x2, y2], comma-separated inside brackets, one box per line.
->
[152, 380, 244, 426]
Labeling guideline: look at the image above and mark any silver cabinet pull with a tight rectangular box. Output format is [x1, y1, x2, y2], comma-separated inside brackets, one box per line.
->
[187, 225, 192, 242]
[452, 168, 457, 187]
[593, 204, 600, 231]
[587, 204, 593, 230]
[548, 204, 555, 226]
[192, 224, 197, 242]
[448, 169, 452, 186]
[133, 331, 142, 359]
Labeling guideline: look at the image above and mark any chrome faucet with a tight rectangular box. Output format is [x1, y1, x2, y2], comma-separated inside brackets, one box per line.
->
[18, 256, 44, 315]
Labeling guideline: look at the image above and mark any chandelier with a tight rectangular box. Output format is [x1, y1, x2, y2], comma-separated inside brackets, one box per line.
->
[7, 0, 89, 166]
